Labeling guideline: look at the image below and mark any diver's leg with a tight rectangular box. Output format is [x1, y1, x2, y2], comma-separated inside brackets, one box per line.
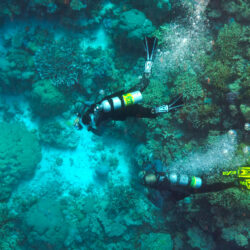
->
[194, 181, 236, 194]
[126, 104, 157, 118]
[127, 37, 158, 94]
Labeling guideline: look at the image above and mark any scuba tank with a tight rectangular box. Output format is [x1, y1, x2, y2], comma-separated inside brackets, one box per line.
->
[168, 173, 202, 189]
[100, 91, 143, 112]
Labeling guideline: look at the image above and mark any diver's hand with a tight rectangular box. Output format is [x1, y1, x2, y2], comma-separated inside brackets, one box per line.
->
[74, 117, 83, 130]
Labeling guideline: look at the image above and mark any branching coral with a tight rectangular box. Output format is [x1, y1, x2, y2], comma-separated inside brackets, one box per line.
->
[172, 72, 204, 101]
[203, 58, 231, 93]
[34, 38, 90, 87]
[216, 22, 242, 63]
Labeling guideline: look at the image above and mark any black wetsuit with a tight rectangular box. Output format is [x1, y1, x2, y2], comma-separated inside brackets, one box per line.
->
[149, 176, 236, 201]
[82, 74, 157, 129]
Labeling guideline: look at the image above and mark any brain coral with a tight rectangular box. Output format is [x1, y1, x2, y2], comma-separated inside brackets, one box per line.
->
[0, 123, 41, 201]
[30, 79, 70, 117]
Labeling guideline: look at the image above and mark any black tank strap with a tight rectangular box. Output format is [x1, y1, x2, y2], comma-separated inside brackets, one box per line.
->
[97, 90, 125, 104]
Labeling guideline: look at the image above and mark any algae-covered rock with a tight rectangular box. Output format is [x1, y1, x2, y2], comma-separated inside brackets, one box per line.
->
[119, 9, 155, 39]
[0, 122, 41, 201]
[125, 0, 172, 25]
[187, 226, 215, 250]
[30, 79, 70, 117]
[70, 0, 86, 11]
[216, 22, 242, 62]
[222, 223, 250, 248]
[222, 0, 250, 22]
[39, 119, 80, 149]
[25, 198, 67, 248]
[115, 9, 155, 51]
[140, 232, 173, 250]
[240, 104, 250, 121]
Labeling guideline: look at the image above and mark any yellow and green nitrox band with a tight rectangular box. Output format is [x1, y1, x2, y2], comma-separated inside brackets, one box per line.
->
[123, 93, 135, 106]
[190, 176, 197, 188]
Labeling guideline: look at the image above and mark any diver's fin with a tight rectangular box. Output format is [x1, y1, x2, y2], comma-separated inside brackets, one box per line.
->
[168, 94, 184, 109]
[144, 37, 158, 61]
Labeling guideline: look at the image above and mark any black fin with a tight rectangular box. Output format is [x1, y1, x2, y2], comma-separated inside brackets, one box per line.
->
[169, 94, 184, 108]
[144, 37, 158, 61]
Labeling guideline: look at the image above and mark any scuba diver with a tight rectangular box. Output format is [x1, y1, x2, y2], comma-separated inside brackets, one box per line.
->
[74, 37, 184, 134]
[139, 164, 249, 203]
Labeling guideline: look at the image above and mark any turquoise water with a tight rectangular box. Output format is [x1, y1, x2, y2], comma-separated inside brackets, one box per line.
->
[0, 1, 249, 249]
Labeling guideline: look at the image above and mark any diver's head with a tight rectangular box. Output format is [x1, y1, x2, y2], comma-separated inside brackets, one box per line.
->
[145, 173, 157, 185]
[139, 171, 157, 186]
[82, 113, 91, 125]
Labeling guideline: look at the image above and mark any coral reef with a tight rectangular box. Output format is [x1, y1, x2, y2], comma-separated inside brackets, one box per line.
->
[34, 38, 89, 87]
[24, 197, 68, 249]
[140, 232, 173, 250]
[30, 80, 70, 117]
[39, 119, 80, 149]
[207, 0, 250, 22]
[0, 0, 249, 249]
[114, 9, 155, 51]
[0, 122, 41, 201]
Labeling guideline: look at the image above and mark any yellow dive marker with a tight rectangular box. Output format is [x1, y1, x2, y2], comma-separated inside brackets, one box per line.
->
[123, 91, 142, 106]
[222, 166, 250, 189]
[237, 166, 250, 178]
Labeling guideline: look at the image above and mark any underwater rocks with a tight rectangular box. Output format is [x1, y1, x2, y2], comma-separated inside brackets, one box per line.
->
[222, 0, 250, 22]
[128, 0, 172, 25]
[95, 164, 109, 179]
[0, 48, 35, 93]
[24, 197, 67, 248]
[140, 232, 173, 250]
[0, 122, 41, 201]
[207, 0, 250, 22]
[54, 185, 165, 249]
[187, 226, 215, 250]
[222, 222, 250, 248]
[240, 104, 250, 122]
[97, 210, 127, 238]
[114, 9, 155, 51]
[0, 0, 21, 20]
[30, 80, 70, 117]
[39, 119, 80, 149]
[70, 0, 87, 11]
